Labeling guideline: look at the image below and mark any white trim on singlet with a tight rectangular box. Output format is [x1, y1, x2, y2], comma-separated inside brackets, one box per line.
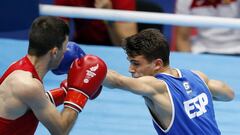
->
[151, 81, 175, 133]
[158, 68, 182, 78]
[152, 68, 184, 133]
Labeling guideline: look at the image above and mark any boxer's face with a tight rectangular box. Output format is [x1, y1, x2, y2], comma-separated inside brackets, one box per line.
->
[127, 55, 156, 78]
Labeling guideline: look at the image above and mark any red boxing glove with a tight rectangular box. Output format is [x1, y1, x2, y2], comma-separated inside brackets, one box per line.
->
[57, 83, 102, 100]
[89, 85, 103, 100]
[64, 55, 107, 112]
[46, 80, 67, 106]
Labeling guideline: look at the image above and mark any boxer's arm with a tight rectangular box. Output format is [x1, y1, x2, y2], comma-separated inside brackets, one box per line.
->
[193, 70, 235, 101]
[104, 70, 165, 96]
[15, 74, 77, 134]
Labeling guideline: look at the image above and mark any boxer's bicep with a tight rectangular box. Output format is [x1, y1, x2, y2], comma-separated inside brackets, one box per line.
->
[17, 79, 63, 134]
[114, 75, 160, 96]
[127, 76, 164, 96]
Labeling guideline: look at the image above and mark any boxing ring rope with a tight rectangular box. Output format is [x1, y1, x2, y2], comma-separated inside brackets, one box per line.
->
[39, 4, 240, 29]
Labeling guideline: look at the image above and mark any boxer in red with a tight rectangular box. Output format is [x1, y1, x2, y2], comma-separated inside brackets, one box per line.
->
[0, 16, 107, 135]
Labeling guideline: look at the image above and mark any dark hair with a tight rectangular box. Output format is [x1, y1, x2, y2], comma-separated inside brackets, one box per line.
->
[122, 28, 170, 66]
[28, 16, 69, 57]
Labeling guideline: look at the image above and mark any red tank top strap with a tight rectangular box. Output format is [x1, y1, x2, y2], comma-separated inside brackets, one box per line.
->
[0, 55, 42, 84]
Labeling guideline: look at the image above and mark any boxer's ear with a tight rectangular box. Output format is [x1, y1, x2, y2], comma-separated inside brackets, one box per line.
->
[153, 58, 163, 71]
[50, 47, 58, 57]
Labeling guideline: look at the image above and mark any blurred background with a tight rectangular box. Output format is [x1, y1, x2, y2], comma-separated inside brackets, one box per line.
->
[0, 0, 240, 134]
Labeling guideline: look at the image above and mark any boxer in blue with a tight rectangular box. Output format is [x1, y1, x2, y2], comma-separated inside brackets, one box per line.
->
[103, 28, 235, 135]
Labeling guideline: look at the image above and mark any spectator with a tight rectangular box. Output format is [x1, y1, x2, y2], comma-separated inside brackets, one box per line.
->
[175, 0, 240, 55]
[136, 0, 164, 33]
[54, 0, 138, 46]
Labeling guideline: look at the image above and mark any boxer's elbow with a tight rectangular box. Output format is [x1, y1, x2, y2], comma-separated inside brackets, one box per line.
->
[226, 89, 235, 101]
[213, 89, 235, 102]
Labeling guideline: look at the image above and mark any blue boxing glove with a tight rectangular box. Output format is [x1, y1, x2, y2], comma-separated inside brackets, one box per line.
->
[52, 42, 86, 75]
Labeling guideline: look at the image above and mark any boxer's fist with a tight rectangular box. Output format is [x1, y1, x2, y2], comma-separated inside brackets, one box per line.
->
[52, 41, 85, 75]
[64, 55, 107, 112]
[61, 82, 103, 100]
[46, 79, 67, 106]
